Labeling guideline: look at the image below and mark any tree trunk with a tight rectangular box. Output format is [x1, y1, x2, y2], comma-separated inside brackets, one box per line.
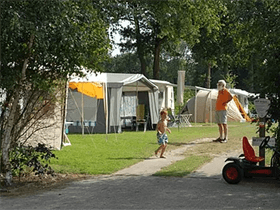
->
[153, 36, 167, 80]
[206, 62, 211, 89]
[136, 46, 147, 77]
[1, 34, 34, 186]
[134, 13, 147, 76]
[139, 55, 146, 76]
[1, 94, 19, 185]
[153, 40, 160, 79]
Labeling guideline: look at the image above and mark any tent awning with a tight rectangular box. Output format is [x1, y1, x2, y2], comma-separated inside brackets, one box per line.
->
[69, 82, 104, 99]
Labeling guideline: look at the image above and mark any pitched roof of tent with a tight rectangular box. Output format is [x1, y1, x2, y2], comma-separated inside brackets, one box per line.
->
[150, 79, 176, 87]
[106, 73, 158, 91]
[70, 71, 158, 92]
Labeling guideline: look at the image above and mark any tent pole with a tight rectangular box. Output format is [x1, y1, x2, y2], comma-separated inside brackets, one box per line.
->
[62, 82, 69, 147]
[82, 83, 84, 135]
[104, 80, 108, 139]
[136, 81, 138, 105]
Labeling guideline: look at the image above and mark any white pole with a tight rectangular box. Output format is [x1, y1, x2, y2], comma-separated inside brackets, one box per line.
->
[104, 76, 109, 138]
[63, 82, 69, 146]
[82, 83, 84, 135]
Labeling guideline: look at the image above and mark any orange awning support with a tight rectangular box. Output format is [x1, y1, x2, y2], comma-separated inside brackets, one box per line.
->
[69, 82, 104, 99]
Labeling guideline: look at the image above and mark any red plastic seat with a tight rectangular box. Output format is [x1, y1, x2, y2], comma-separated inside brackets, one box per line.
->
[243, 136, 264, 163]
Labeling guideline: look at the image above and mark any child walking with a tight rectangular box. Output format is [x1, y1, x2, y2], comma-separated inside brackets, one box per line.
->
[155, 109, 171, 158]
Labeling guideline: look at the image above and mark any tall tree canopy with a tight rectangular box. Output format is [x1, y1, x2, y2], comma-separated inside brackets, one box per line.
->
[111, 0, 223, 79]
[234, 0, 280, 137]
[191, 0, 280, 140]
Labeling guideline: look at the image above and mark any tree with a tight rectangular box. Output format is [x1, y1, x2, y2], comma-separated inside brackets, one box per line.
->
[113, 0, 223, 79]
[227, 0, 280, 145]
[0, 0, 110, 185]
[114, 1, 154, 76]
[103, 52, 145, 75]
[189, 0, 246, 89]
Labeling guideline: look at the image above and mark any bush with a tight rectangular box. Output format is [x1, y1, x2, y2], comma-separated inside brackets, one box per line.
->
[9, 143, 57, 178]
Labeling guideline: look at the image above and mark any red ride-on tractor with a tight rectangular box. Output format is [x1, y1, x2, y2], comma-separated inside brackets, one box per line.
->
[222, 136, 280, 184]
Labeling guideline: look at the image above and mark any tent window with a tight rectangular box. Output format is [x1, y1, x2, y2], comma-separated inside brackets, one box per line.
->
[120, 92, 137, 117]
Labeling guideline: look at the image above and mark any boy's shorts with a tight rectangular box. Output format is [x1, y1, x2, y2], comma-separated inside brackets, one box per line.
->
[157, 133, 168, 145]
[215, 110, 227, 124]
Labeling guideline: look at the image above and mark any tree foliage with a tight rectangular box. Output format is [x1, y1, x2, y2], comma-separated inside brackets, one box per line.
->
[194, 0, 280, 141]
[0, 0, 110, 185]
[110, 0, 223, 79]
[1, 0, 109, 89]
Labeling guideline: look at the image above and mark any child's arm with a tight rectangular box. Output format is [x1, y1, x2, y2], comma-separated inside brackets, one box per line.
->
[222, 90, 233, 106]
[156, 122, 161, 134]
[166, 127, 171, 134]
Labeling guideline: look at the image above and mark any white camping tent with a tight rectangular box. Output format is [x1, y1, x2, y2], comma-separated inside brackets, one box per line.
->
[67, 71, 159, 134]
[229, 88, 256, 114]
[150, 79, 176, 112]
[184, 88, 246, 123]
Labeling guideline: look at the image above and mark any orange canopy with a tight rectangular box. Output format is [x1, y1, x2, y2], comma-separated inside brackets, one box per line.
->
[69, 82, 104, 99]
[233, 95, 251, 122]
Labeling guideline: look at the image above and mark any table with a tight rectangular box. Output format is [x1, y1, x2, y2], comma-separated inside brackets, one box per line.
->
[120, 116, 136, 130]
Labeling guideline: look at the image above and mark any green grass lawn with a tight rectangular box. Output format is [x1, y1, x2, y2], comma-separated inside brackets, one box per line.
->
[51, 122, 260, 176]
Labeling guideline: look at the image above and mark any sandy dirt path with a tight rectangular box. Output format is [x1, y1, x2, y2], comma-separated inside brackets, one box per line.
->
[113, 138, 241, 177]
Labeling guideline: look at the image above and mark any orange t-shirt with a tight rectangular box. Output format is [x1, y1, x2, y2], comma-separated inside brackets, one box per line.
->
[216, 88, 232, 111]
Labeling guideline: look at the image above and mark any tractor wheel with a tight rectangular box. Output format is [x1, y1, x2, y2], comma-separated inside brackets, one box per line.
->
[222, 163, 243, 184]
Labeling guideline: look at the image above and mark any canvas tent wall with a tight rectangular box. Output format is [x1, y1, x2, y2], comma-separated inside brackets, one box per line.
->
[0, 88, 65, 150]
[184, 88, 247, 123]
[150, 79, 176, 113]
[67, 71, 159, 134]
[22, 100, 64, 150]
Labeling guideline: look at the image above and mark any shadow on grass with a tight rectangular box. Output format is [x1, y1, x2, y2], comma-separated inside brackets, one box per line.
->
[149, 139, 215, 147]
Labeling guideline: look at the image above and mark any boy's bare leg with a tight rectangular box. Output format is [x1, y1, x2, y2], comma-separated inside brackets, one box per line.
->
[155, 145, 163, 156]
[160, 144, 167, 158]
